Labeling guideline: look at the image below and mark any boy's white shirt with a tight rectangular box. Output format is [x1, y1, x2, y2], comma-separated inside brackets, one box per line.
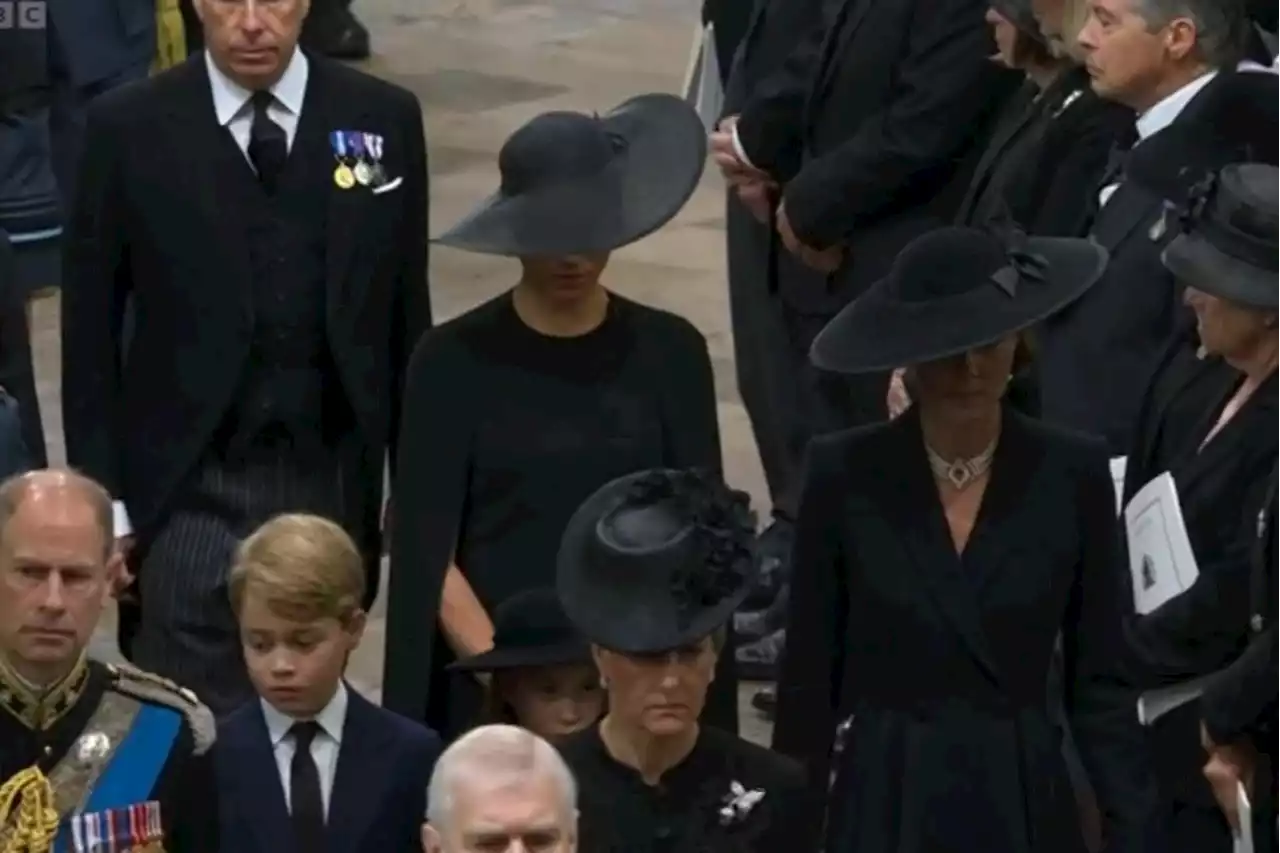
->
[260, 681, 349, 817]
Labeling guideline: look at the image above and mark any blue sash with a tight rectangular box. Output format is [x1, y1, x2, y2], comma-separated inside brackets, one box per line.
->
[52, 702, 182, 853]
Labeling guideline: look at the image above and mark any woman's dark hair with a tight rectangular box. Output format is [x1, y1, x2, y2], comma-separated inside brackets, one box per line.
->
[1011, 27, 1058, 68]
[479, 672, 521, 726]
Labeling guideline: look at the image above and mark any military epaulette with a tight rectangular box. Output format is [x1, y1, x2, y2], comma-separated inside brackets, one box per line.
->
[106, 663, 216, 756]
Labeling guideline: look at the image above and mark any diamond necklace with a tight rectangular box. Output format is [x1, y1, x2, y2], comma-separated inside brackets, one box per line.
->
[925, 440, 997, 490]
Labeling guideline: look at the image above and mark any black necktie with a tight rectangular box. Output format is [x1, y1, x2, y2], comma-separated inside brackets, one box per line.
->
[248, 90, 288, 193]
[289, 722, 326, 850]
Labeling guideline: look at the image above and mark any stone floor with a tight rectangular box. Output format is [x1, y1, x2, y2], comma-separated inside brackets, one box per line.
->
[35, 0, 776, 743]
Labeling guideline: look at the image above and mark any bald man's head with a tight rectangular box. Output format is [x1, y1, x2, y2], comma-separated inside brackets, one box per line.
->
[423, 725, 577, 853]
[0, 469, 120, 683]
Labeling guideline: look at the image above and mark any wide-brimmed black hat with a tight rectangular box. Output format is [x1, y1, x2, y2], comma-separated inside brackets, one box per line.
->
[557, 469, 757, 655]
[448, 588, 592, 673]
[434, 93, 706, 257]
[1158, 164, 1279, 310]
[810, 226, 1108, 374]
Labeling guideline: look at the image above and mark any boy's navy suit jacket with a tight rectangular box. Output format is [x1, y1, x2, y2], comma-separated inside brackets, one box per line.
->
[215, 686, 442, 853]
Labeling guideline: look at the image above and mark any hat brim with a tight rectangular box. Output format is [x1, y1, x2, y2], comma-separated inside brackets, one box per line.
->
[556, 472, 753, 656]
[434, 94, 707, 257]
[447, 639, 593, 673]
[1163, 233, 1278, 310]
[810, 236, 1108, 374]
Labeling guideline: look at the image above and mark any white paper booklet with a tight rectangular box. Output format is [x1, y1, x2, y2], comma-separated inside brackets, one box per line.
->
[1137, 674, 1213, 725]
[1110, 457, 1127, 515]
[1124, 472, 1199, 615]
[1234, 782, 1254, 853]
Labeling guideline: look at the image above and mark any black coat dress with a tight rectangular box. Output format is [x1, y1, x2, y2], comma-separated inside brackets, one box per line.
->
[1121, 329, 1278, 820]
[560, 724, 805, 852]
[383, 293, 734, 738]
[774, 408, 1155, 853]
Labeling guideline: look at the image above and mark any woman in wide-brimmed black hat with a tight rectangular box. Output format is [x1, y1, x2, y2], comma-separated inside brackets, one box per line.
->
[1115, 146, 1279, 852]
[449, 587, 604, 741]
[771, 225, 1162, 853]
[554, 467, 805, 853]
[382, 94, 740, 740]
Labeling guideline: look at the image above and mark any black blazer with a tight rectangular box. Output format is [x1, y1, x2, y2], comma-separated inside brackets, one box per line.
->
[775, 409, 1155, 852]
[1121, 329, 1278, 806]
[732, 0, 1017, 312]
[0, 231, 46, 467]
[720, 0, 827, 116]
[60, 53, 430, 538]
[214, 688, 442, 853]
[959, 65, 1133, 237]
[1037, 70, 1278, 454]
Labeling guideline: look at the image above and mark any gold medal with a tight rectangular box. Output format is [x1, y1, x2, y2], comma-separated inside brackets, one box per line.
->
[353, 161, 373, 186]
[333, 164, 356, 190]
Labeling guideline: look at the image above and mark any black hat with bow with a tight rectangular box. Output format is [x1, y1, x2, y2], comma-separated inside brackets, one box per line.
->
[556, 469, 758, 654]
[435, 93, 707, 257]
[448, 587, 592, 673]
[809, 225, 1108, 374]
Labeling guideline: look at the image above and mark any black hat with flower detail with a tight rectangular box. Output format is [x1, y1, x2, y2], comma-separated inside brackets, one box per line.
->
[555, 469, 759, 654]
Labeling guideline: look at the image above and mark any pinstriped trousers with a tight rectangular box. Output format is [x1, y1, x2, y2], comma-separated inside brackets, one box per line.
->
[130, 448, 348, 716]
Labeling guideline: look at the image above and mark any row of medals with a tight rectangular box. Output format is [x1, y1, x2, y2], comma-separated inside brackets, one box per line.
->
[333, 155, 385, 190]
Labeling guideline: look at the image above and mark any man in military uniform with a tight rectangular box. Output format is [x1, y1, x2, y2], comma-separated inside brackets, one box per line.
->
[0, 469, 218, 852]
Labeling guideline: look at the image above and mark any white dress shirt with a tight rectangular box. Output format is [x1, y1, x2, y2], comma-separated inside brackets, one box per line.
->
[261, 682, 349, 818]
[110, 48, 310, 538]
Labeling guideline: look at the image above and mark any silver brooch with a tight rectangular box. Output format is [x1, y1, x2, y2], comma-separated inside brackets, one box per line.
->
[75, 731, 112, 762]
[718, 780, 766, 826]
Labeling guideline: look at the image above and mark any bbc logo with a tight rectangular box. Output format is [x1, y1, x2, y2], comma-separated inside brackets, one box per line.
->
[0, 0, 47, 28]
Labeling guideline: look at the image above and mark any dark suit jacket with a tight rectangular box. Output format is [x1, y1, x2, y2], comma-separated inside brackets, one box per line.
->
[47, 0, 155, 87]
[775, 409, 1155, 852]
[215, 688, 442, 853]
[0, 231, 46, 467]
[1038, 70, 1278, 454]
[720, 0, 828, 116]
[732, 0, 1017, 313]
[1121, 328, 1278, 806]
[60, 54, 430, 558]
[959, 65, 1133, 237]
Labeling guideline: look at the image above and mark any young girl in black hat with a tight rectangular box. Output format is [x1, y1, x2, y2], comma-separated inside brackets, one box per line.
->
[450, 587, 604, 741]
[775, 225, 1158, 853]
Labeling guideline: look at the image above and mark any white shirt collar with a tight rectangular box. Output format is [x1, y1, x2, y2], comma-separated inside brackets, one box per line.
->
[204, 47, 309, 127]
[261, 681, 349, 747]
[1134, 70, 1218, 141]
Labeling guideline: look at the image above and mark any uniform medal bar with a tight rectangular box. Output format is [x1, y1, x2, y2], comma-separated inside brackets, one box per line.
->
[364, 132, 387, 186]
[330, 130, 356, 190]
[349, 131, 373, 186]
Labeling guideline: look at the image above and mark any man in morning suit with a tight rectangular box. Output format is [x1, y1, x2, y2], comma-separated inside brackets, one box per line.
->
[60, 0, 431, 715]
[1036, 0, 1271, 454]
[710, 0, 1018, 513]
[0, 470, 218, 853]
[216, 514, 441, 853]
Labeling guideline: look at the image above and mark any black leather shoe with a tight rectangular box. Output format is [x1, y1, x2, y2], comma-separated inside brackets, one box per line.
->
[736, 628, 785, 681]
[302, 7, 371, 60]
[751, 686, 776, 719]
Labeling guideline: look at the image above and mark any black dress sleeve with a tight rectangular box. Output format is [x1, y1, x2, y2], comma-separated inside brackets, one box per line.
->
[1203, 476, 1279, 745]
[382, 328, 476, 722]
[656, 316, 722, 476]
[1061, 443, 1158, 853]
[771, 434, 847, 845]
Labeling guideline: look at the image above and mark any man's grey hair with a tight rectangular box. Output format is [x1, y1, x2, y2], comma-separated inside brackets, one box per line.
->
[1133, 0, 1250, 67]
[0, 469, 114, 558]
[426, 724, 578, 831]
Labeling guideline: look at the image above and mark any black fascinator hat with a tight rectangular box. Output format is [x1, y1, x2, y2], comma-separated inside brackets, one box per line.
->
[556, 469, 758, 654]
[435, 93, 707, 257]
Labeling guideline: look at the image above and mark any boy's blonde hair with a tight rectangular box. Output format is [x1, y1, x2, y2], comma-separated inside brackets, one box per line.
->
[229, 513, 366, 624]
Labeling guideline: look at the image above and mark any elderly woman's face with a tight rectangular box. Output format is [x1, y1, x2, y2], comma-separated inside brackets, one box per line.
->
[985, 7, 1022, 68]
[594, 636, 718, 737]
[911, 336, 1018, 414]
[1183, 287, 1278, 361]
[499, 663, 605, 741]
[520, 253, 610, 304]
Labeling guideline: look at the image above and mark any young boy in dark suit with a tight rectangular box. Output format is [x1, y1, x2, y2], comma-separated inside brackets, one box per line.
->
[215, 513, 442, 853]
